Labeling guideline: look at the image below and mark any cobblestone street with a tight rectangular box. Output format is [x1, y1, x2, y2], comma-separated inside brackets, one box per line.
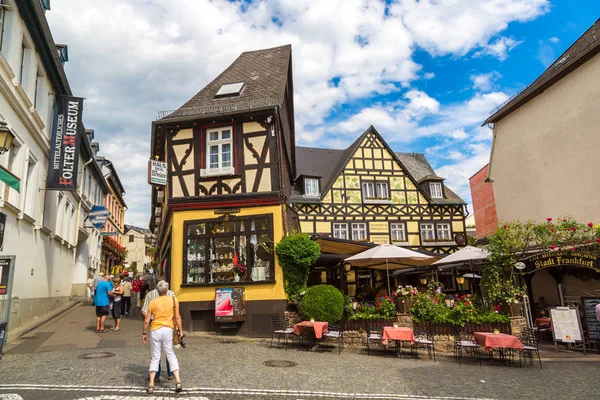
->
[1, 304, 599, 400]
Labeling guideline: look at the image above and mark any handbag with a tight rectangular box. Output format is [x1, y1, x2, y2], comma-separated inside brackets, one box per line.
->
[172, 296, 181, 346]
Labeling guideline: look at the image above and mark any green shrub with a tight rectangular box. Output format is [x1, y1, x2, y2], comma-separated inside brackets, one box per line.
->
[348, 298, 396, 321]
[300, 285, 345, 323]
[275, 233, 320, 303]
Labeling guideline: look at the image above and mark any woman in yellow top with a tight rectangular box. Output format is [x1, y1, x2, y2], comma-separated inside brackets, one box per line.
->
[142, 281, 183, 393]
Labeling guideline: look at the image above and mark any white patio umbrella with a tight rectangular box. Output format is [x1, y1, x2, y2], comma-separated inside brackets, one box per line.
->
[462, 273, 482, 279]
[344, 244, 434, 295]
[432, 246, 490, 268]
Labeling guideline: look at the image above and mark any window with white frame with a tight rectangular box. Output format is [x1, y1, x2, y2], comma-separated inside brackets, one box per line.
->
[333, 223, 348, 240]
[436, 223, 452, 241]
[351, 223, 367, 241]
[304, 178, 319, 196]
[0, 4, 14, 57]
[390, 223, 406, 242]
[23, 153, 37, 217]
[202, 126, 234, 177]
[420, 223, 435, 242]
[61, 200, 70, 240]
[55, 192, 65, 235]
[34, 70, 47, 117]
[67, 204, 76, 245]
[429, 182, 443, 198]
[362, 181, 389, 200]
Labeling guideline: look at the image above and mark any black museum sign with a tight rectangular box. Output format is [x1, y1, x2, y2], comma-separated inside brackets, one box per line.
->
[522, 250, 600, 274]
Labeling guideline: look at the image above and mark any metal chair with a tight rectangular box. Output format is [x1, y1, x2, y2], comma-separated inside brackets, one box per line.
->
[454, 330, 480, 364]
[321, 322, 344, 354]
[521, 327, 543, 369]
[270, 314, 294, 349]
[366, 326, 386, 357]
[413, 325, 436, 361]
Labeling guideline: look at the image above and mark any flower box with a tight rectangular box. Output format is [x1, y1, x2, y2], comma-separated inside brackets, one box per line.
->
[395, 297, 414, 313]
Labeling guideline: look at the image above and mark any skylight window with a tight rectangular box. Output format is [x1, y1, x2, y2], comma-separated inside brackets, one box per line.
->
[215, 81, 246, 98]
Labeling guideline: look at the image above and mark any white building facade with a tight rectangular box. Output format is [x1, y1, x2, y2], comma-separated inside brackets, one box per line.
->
[0, 1, 109, 329]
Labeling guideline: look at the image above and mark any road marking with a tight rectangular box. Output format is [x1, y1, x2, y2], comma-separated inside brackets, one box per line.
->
[0, 395, 24, 400]
[76, 397, 209, 400]
[0, 384, 496, 400]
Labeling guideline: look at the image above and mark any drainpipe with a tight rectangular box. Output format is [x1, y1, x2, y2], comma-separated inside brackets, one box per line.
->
[484, 123, 496, 182]
[70, 157, 95, 295]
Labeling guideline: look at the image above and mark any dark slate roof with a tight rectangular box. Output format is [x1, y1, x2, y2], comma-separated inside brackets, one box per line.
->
[292, 126, 465, 205]
[484, 18, 600, 125]
[163, 45, 292, 120]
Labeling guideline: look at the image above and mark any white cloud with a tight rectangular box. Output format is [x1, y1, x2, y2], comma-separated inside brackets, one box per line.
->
[45, 0, 546, 227]
[549, 36, 560, 44]
[470, 71, 502, 91]
[474, 36, 522, 60]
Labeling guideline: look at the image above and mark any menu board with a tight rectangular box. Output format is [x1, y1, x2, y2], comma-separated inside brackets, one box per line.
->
[582, 298, 600, 340]
[549, 307, 583, 343]
[215, 287, 246, 322]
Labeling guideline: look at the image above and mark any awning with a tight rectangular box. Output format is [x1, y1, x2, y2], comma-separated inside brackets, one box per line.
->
[311, 235, 375, 255]
[0, 164, 20, 193]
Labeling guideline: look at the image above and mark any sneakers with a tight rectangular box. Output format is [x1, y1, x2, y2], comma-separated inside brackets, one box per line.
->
[167, 375, 175, 380]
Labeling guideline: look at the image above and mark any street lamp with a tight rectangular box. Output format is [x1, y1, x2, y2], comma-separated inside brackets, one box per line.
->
[343, 262, 352, 273]
[456, 276, 465, 285]
[419, 277, 427, 285]
[0, 121, 15, 155]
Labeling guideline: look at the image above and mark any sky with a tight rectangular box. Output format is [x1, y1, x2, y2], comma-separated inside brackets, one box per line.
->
[46, 0, 600, 229]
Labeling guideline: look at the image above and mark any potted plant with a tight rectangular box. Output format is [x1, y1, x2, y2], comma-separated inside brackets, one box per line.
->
[395, 285, 418, 313]
[232, 264, 247, 282]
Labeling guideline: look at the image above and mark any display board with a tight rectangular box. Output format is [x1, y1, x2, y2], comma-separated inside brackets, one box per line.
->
[215, 287, 246, 322]
[0, 256, 12, 295]
[582, 298, 600, 340]
[549, 307, 583, 343]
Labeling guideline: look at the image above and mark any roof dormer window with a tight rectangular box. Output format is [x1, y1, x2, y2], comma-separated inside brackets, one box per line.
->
[304, 178, 319, 197]
[215, 81, 246, 98]
[429, 182, 443, 198]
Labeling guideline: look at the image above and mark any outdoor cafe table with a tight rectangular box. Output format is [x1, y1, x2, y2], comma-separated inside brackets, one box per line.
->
[473, 332, 524, 352]
[293, 321, 329, 339]
[382, 326, 415, 357]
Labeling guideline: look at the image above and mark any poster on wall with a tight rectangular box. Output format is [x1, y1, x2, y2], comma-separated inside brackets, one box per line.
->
[46, 95, 84, 191]
[0, 256, 13, 295]
[215, 287, 246, 322]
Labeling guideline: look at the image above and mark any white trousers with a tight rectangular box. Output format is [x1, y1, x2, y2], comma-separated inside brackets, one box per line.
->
[149, 327, 180, 372]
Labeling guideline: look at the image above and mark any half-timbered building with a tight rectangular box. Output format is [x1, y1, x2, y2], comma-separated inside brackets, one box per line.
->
[149, 45, 297, 335]
[292, 126, 468, 294]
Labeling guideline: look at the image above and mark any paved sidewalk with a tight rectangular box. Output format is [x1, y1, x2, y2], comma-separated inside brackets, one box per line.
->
[1, 306, 599, 400]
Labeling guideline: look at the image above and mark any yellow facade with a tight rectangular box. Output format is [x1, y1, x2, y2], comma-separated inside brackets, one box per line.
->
[294, 129, 466, 254]
[170, 205, 286, 302]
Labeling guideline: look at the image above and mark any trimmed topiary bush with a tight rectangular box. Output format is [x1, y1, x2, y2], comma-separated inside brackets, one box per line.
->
[299, 284, 345, 323]
[275, 233, 320, 304]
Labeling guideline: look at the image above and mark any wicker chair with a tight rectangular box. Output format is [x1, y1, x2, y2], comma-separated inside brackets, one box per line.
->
[270, 314, 295, 349]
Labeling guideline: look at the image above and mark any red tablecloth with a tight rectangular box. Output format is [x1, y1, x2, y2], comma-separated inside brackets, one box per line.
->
[382, 326, 415, 346]
[293, 321, 329, 339]
[474, 332, 524, 352]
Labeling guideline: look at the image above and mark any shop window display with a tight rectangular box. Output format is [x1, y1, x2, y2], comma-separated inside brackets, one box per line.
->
[184, 215, 274, 285]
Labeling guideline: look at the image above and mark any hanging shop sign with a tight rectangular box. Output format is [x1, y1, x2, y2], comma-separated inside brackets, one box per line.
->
[523, 250, 599, 273]
[148, 159, 167, 186]
[89, 205, 110, 229]
[100, 232, 120, 237]
[215, 287, 246, 322]
[47, 96, 84, 191]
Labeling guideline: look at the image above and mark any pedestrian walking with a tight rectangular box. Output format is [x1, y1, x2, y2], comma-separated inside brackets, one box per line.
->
[95, 275, 112, 333]
[142, 281, 176, 382]
[86, 273, 94, 304]
[122, 277, 132, 317]
[142, 281, 183, 394]
[140, 277, 150, 305]
[110, 277, 124, 331]
[131, 275, 142, 316]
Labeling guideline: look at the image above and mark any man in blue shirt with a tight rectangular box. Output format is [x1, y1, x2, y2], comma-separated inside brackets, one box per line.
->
[95, 275, 114, 333]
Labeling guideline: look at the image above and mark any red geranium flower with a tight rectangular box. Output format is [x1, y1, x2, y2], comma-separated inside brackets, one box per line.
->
[573, 227, 577, 232]
[465, 301, 471, 306]
[569, 247, 575, 251]
[588, 222, 594, 228]
[377, 302, 381, 307]
[550, 227, 555, 232]
[503, 225, 508, 229]
[596, 238, 600, 243]
[546, 218, 552, 222]
[550, 245, 556, 250]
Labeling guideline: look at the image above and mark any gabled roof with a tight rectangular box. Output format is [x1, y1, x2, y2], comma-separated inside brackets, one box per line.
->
[292, 126, 465, 205]
[162, 44, 292, 120]
[484, 18, 600, 125]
